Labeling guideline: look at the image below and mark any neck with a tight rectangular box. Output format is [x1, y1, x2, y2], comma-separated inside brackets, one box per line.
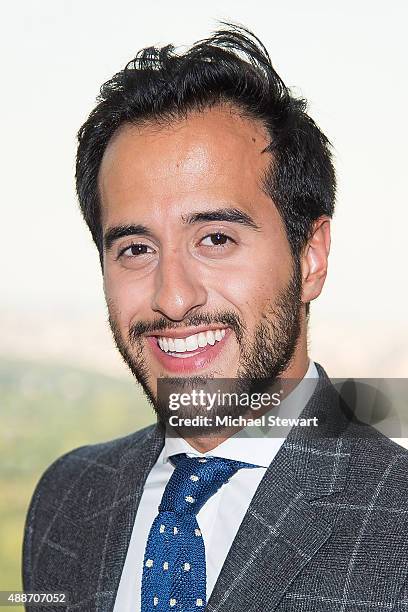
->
[183, 345, 310, 453]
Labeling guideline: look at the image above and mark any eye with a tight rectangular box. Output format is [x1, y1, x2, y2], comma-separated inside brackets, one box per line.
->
[118, 243, 154, 258]
[200, 232, 233, 247]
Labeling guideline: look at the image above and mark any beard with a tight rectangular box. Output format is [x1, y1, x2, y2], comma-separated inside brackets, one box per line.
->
[107, 259, 303, 435]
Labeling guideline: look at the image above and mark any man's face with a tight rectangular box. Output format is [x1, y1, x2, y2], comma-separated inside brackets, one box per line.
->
[99, 106, 303, 409]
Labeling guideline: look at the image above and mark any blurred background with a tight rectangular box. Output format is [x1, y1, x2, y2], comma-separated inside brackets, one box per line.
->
[1, 0, 407, 605]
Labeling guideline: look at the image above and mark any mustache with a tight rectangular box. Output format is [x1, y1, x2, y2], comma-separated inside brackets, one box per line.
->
[129, 310, 245, 343]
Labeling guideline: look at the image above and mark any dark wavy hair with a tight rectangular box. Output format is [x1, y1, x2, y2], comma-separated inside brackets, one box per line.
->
[76, 23, 336, 268]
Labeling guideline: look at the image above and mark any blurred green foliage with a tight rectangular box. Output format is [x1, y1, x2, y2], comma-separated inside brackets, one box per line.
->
[0, 357, 154, 608]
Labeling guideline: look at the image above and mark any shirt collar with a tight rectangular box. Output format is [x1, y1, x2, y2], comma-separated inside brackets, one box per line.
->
[162, 360, 318, 469]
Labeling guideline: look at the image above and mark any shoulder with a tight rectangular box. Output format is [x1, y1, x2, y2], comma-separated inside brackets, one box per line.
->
[28, 424, 158, 499]
[305, 365, 408, 502]
[22, 424, 161, 590]
[26, 423, 160, 507]
[314, 363, 408, 480]
[350, 423, 408, 487]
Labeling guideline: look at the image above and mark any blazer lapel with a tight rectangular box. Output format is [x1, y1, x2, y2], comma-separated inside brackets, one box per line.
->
[207, 367, 353, 612]
[89, 424, 165, 612]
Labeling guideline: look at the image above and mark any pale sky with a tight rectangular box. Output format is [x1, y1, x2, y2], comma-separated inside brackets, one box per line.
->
[1, 0, 407, 376]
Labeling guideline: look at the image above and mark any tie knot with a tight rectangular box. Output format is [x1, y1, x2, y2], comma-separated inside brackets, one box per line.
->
[159, 453, 258, 515]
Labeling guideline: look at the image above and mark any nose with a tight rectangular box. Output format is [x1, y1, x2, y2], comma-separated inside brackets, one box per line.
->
[151, 250, 207, 321]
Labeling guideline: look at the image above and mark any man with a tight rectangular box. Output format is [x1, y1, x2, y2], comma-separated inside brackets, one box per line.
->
[23, 24, 408, 612]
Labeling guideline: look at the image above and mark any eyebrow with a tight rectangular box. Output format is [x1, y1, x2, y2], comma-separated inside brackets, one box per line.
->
[182, 207, 260, 230]
[104, 207, 260, 250]
[104, 224, 154, 250]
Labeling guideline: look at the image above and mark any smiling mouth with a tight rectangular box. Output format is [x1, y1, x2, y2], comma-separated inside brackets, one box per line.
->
[155, 328, 226, 358]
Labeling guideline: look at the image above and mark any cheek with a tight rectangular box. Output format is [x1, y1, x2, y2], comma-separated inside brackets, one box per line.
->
[211, 252, 290, 323]
[103, 268, 151, 328]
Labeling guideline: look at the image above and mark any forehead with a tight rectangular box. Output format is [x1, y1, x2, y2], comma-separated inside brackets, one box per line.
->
[98, 105, 272, 226]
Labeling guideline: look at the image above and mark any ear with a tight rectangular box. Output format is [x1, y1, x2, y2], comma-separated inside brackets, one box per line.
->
[301, 216, 331, 304]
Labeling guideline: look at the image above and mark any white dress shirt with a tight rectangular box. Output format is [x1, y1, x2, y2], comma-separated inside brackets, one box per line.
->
[113, 361, 318, 612]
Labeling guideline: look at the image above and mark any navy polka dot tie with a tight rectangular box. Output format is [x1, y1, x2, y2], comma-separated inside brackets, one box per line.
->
[141, 453, 258, 611]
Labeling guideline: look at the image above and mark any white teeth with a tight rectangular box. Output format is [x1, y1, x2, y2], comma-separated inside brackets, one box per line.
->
[198, 332, 207, 347]
[156, 329, 227, 354]
[206, 330, 215, 345]
[185, 334, 199, 351]
[174, 338, 186, 352]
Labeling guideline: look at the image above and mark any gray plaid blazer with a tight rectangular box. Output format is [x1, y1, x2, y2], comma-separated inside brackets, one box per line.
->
[23, 364, 408, 611]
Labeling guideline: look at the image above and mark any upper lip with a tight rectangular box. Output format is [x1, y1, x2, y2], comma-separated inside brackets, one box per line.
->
[145, 325, 229, 340]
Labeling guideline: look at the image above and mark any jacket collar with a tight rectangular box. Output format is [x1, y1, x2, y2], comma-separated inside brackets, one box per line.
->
[97, 364, 352, 611]
[206, 363, 353, 612]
